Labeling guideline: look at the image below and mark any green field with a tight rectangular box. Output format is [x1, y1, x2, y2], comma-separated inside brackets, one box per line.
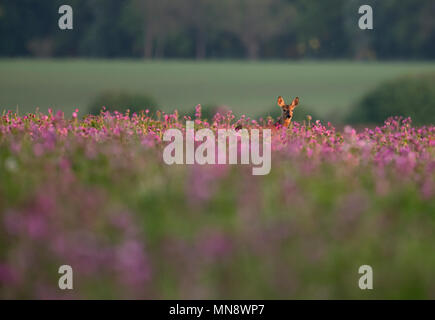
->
[1, 59, 435, 119]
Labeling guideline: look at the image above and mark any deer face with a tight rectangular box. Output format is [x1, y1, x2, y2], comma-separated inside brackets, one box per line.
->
[277, 96, 299, 126]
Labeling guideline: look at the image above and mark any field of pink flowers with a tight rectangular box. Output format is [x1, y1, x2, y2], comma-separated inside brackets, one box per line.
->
[0, 106, 434, 299]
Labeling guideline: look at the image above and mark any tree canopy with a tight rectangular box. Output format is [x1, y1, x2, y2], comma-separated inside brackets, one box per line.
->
[0, 0, 434, 59]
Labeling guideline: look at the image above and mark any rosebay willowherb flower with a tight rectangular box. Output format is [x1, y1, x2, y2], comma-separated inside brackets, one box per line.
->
[0, 108, 434, 299]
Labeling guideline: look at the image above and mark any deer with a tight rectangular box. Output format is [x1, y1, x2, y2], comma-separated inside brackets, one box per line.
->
[276, 96, 299, 127]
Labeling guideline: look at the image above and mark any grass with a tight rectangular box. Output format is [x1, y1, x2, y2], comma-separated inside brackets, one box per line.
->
[1, 59, 435, 119]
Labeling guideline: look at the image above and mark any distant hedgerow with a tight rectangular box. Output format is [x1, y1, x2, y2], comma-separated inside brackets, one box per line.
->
[88, 90, 158, 115]
[349, 73, 435, 125]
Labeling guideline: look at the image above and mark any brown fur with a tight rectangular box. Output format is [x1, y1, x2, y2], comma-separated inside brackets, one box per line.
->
[277, 96, 299, 127]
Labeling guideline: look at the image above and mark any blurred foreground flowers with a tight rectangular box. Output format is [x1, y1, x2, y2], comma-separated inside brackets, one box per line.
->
[0, 107, 434, 299]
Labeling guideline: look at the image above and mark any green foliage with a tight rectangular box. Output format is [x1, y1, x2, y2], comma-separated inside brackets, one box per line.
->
[183, 104, 229, 121]
[88, 90, 158, 115]
[1, 0, 435, 59]
[200, 104, 224, 120]
[348, 73, 435, 125]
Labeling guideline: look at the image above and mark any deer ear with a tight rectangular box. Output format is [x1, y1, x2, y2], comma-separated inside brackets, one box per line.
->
[277, 96, 286, 108]
[291, 97, 299, 108]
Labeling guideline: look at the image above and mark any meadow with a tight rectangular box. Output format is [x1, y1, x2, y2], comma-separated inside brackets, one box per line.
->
[0, 107, 434, 299]
[2, 59, 435, 120]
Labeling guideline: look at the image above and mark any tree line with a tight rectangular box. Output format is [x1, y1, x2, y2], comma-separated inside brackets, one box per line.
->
[1, 0, 434, 60]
